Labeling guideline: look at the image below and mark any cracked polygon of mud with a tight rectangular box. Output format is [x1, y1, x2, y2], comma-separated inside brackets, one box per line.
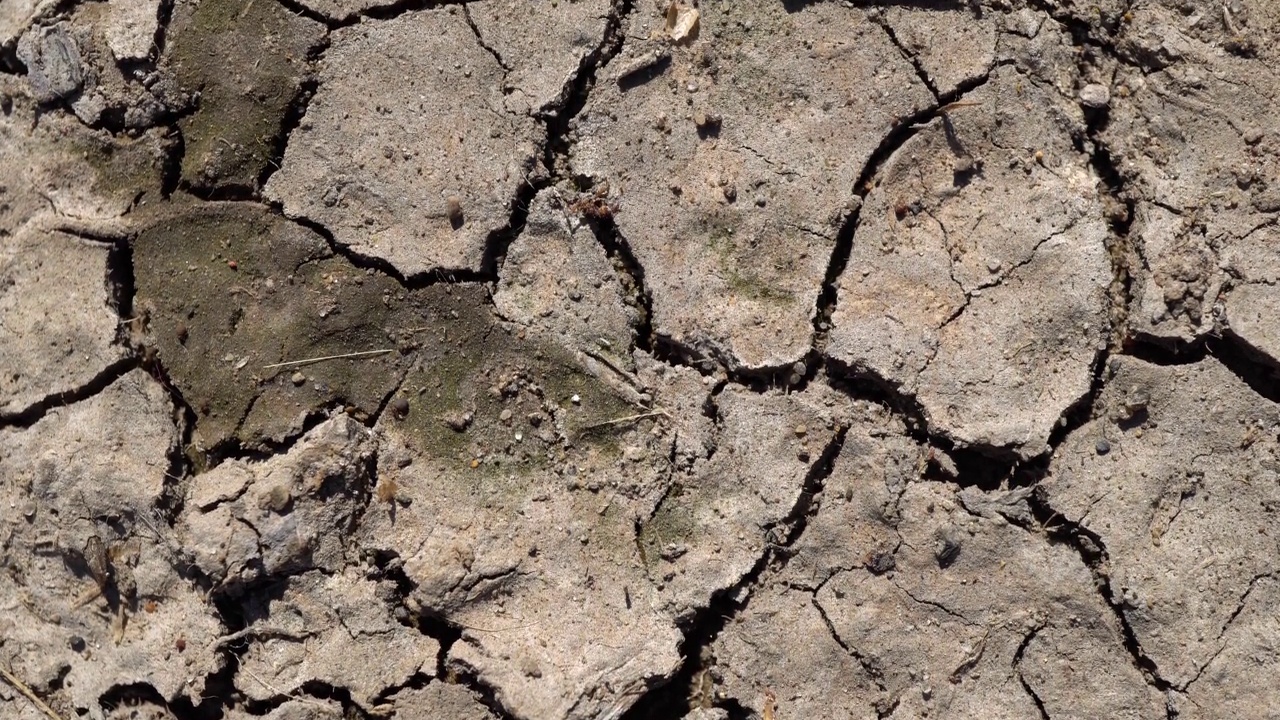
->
[233, 568, 439, 711]
[360, 321, 844, 718]
[827, 64, 1111, 459]
[362, 337, 677, 718]
[876, 5, 998, 97]
[571, 0, 934, 371]
[467, 0, 613, 116]
[1095, 1, 1280, 356]
[1183, 575, 1280, 718]
[1041, 355, 1280, 697]
[0, 371, 225, 714]
[0, 83, 171, 225]
[0, 225, 126, 416]
[711, 415, 1162, 719]
[103, 0, 160, 63]
[263, 5, 558, 276]
[493, 188, 639, 356]
[164, 0, 326, 193]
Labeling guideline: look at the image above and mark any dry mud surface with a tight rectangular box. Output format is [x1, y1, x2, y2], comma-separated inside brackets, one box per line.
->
[2, 1, 1280, 718]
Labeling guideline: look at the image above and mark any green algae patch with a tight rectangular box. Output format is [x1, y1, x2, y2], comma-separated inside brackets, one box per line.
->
[387, 288, 640, 483]
[133, 201, 420, 451]
[164, 0, 325, 192]
[702, 210, 799, 307]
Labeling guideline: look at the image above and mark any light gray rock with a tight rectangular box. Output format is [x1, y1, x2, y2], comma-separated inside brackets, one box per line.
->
[104, 0, 159, 62]
[17, 23, 83, 102]
[180, 414, 375, 586]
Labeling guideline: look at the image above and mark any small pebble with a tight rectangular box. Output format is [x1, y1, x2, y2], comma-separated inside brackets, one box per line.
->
[1079, 83, 1111, 109]
[227, 260, 238, 270]
[390, 397, 410, 419]
[865, 552, 896, 574]
[794, 425, 807, 437]
[264, 484, 291, 513]
[1095, 439, 1111, 455]
[469, 458, 481, 469]
[571, 394, 581, 405]
[291, 372, 306, 386]
[499, 409, 513, 422]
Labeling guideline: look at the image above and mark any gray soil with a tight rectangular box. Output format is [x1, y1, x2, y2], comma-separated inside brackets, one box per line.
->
[2, 1, 1279, 719]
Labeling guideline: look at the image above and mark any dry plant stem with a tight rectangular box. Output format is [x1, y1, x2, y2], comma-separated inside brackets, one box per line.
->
[240, 667, 338, 711]
[0, 663, 66, 720]
[938, 100, 983, 114]
[262, 349, 393, 369]
[578, 411, 670, 431]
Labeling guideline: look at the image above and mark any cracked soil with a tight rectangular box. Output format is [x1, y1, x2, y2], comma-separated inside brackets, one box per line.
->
[3, 0, 1280, 718]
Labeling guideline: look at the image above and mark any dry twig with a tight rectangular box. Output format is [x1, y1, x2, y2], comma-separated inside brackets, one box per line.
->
[262, 349, 393, 370]
[0, 663, 65, 720]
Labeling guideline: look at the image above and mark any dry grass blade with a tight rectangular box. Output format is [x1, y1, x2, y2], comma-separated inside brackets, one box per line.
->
[0, 663, 66, 720]
[577, 410, 670, 431]
[262, 349, 393, 370]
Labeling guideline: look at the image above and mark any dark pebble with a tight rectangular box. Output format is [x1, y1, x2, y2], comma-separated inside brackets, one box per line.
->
[390, 397, 410, 419]
[865, 552, 896, 575]
[935, 538, 961, 568]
